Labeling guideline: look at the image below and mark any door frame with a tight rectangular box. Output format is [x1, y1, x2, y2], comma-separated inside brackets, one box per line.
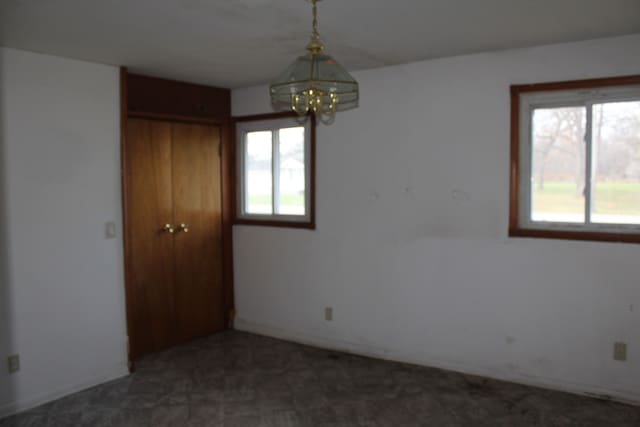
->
[120, 68, 235, 367]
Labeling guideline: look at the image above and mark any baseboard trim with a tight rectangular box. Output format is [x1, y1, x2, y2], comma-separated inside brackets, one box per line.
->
[235, 318, 640, 407]
[0, 362, 129, 420]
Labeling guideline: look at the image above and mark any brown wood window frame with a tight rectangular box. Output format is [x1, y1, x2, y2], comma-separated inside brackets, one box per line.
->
[509, 74, 640, 244]
[233, 112, 316, 230]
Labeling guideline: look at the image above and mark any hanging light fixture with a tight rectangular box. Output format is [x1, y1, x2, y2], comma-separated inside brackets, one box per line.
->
[270, 0, 359, 124]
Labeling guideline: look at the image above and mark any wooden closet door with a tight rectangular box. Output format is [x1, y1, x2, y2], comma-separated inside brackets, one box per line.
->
[171, 122, 225, 342]
[126, 118, 177, 357]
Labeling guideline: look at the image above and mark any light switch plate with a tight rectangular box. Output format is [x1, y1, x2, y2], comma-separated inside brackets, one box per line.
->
[105, 221, 117, 239]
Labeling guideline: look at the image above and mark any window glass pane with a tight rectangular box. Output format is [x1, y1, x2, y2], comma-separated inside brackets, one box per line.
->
[277, 127, 305, 215]
[245, 130, 272, 214]
[591, 100, 640, 225]
[531, 106, 586, 223]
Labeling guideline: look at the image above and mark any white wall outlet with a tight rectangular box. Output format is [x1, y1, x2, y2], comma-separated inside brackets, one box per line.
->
[614, 342, 627, 361]
[325, 307, 333, 321]
[7, 354, 20, 374]
[105, 221, 117, 239]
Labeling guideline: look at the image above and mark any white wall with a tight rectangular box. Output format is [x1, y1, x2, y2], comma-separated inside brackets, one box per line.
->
[0, 47, 128, 417]
[232, 34, 640, 404]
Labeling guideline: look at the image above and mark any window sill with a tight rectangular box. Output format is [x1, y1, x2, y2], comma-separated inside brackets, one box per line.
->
[509, 227, 640, 243]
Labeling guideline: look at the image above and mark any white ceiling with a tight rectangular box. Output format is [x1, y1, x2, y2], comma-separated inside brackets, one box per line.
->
[1, 0, 639, 89]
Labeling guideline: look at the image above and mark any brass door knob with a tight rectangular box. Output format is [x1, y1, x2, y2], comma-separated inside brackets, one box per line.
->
[178, 223, 189, 233]
[162, 224, 175, 233]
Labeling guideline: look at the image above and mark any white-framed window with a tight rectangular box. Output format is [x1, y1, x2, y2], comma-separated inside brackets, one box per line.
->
[235, 115, 314, 228]
[510, 76, 640, 242]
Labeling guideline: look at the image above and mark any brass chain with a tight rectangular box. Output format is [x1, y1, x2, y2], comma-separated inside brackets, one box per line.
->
[311, 0, 319, 39]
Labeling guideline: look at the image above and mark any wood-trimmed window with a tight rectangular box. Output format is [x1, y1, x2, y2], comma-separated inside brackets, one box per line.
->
[234, 113, 315, 229]
[510, 75, 640, 243]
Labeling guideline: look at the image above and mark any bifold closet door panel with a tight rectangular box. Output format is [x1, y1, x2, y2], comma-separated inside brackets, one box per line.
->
[171, 122, 225, 341]
[126, 118, 177, 357]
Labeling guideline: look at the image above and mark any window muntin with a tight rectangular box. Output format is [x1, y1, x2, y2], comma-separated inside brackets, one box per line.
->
[237, 117, 312, 225]
[512, 79, 640, 240]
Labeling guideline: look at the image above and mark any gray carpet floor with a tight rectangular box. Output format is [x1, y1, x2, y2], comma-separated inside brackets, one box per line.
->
[1, 330, 639, 426]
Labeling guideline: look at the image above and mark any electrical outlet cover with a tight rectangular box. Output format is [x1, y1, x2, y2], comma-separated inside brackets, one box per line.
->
[325, 307, 333, 321]
[614, 342, 627, 362]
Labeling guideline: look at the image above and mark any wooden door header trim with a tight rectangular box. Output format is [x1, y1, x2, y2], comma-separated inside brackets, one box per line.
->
[126, 72, 230, 119]
[129, 111, 228, 126]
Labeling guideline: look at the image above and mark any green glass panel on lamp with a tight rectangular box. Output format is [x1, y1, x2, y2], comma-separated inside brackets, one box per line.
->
[269, 0, 359, 124]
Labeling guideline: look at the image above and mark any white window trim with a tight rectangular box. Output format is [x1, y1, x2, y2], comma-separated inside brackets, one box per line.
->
[518, 84, 640, 234]
[236, 117, 312, 223]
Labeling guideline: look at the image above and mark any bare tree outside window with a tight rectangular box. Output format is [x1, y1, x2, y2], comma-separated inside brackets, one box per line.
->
[531, 106, 586, 222]
[591, 101, 640, 224]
